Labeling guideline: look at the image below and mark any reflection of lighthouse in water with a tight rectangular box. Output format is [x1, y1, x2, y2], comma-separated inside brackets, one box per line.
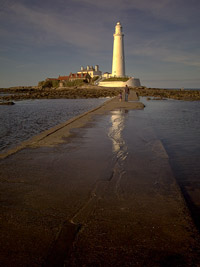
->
[108, 110, 128, 199]
[108, 110, 127, 159]
[112, 21, 125, 77]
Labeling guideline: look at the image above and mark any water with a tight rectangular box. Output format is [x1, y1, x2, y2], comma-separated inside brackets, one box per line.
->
[138, 98, 200, 181]
[0, 98, 107, 152]
[135, 97, 200, 227]
[151, 88, 200, 90]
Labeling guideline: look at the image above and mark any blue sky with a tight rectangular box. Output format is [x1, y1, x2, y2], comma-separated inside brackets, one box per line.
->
[0, 0, 200, 88]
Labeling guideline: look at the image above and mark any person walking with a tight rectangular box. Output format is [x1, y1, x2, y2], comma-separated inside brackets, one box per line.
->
[124, 85, 130, 102]
[119, 91, 122, 102]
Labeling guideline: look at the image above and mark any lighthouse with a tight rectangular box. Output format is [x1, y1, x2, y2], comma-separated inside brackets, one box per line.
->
[99, 21, 141, 87]
[112, 22, 125, 77]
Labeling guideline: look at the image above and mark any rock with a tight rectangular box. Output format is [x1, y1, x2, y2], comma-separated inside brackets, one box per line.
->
[0, 101, 15, 105]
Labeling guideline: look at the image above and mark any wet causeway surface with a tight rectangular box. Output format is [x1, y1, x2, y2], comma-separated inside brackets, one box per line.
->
[0, 105, 200, 266]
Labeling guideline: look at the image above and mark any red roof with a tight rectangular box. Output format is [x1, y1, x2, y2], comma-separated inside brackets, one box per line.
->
[69, 73, 87, 78]
[58, 76, 69, 80]
[58, 73, 88, 80]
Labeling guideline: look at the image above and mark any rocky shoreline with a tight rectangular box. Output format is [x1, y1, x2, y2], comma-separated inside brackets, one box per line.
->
[134, 87, 200, 101]
[0, 86, 200, 102]
[0, 101, 15, 105]
[0, 86, 121, 102]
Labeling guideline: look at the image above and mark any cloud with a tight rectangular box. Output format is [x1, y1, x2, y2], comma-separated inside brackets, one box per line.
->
[1, 0, 200, 88]
[2, 0, 200, 54]
[128, 40, 200, 68]
[1, 2, 116, 52]
[72, 0, 200, 25]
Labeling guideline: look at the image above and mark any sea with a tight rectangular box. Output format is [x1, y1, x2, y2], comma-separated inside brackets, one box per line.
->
[139, 97, 200, 183]
[0, 95, 200, 226]
[0, 96, 199, 166]
[0, 98, 107, 152]
[1, 95, 199, 179]
[136, 96, 200, 228]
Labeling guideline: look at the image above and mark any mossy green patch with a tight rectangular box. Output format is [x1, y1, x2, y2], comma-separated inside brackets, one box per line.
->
[102, 77, 129, 82]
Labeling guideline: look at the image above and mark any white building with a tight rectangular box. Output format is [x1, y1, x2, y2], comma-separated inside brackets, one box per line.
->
[99, 77, 141, 88]
[77, 65, 102, 78]
[98, 22, 141, 88]
[112, 22, 125, 77]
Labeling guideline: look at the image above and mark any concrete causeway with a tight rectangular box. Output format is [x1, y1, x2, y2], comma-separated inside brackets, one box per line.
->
[0, 91, 200, 266]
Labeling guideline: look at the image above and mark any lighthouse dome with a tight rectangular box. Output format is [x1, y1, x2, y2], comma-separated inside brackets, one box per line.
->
[115, 21, 123, 35]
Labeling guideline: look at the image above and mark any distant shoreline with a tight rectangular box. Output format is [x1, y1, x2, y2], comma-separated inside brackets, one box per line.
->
[0, 85, 200, 101]
[134, 87, 200, 101]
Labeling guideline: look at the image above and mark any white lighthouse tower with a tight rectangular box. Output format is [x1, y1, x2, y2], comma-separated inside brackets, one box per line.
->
[99, 21, 141, 88]
[112, 21, 125, 77]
